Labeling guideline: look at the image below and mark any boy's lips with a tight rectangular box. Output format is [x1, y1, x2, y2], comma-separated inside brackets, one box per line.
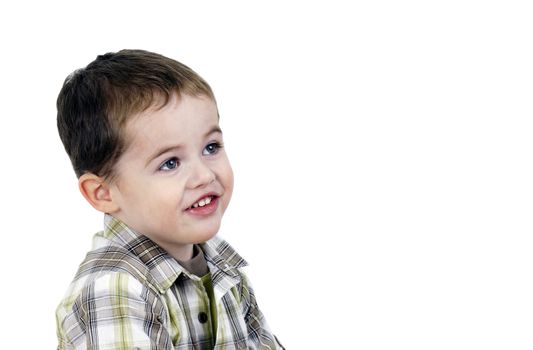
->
[185, 195, 220, 216]
[184, 192, 220, 211]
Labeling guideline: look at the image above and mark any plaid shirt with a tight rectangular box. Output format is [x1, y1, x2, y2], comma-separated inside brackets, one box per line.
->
[56, 215, 283, 349]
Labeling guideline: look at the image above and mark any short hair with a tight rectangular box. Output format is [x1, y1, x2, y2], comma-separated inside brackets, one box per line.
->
[57, 49, 215, 180]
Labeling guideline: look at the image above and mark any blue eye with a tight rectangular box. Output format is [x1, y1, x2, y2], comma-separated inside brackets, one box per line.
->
[159, 157, 179, 171]
[203, 142, 223, 155]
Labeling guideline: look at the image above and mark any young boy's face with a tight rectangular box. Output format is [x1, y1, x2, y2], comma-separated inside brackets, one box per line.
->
[108, 93, 233, 260]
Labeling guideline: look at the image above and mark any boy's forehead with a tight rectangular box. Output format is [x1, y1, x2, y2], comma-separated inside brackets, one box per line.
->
[120, 94, 220, 154]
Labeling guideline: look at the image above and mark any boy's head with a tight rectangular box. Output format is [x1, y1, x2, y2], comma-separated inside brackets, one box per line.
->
[57, 50, 233, 260]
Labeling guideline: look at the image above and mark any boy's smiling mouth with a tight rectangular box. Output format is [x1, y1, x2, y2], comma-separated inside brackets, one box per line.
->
[190, 195, 215, 209]
[185, 192, 221, 215]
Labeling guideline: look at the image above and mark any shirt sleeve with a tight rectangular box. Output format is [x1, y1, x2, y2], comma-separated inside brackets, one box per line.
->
[239, 272, 285, 350]
[57, 272, 170, 350]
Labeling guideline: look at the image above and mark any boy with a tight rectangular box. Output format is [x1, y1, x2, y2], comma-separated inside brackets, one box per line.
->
[55, 49, 283, 350]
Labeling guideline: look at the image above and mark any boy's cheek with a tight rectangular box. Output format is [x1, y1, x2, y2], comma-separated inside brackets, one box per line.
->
[217, 157, 234, 188]
[226, 167, 234, 197]
[222, 172, 234, 212]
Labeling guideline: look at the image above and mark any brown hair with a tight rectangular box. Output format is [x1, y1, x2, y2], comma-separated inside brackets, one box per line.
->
[57, 49, 215, 180]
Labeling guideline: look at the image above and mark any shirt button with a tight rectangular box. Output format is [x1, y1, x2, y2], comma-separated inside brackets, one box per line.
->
[198, 312, 208, 324]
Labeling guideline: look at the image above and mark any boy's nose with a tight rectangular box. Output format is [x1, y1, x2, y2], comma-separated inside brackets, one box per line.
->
[187, 159, 216, 189]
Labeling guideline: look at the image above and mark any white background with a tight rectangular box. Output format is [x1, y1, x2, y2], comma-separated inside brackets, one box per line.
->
[1, 1, 532, 349]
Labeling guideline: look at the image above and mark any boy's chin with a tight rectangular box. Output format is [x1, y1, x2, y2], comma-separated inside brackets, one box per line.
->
[190, 225, 221, 243]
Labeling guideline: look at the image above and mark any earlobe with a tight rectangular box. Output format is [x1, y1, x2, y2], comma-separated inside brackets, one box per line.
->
[78, 173, 120, 213]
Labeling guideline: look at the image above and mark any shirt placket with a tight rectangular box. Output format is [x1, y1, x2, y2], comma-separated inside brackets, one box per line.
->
[171, 275, 214, 349]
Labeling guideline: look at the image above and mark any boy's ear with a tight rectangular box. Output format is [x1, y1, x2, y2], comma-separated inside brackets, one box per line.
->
[78, 173, 120, 214]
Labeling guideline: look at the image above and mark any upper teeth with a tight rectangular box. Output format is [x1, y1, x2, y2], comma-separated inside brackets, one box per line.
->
[192, 196, 213, 208]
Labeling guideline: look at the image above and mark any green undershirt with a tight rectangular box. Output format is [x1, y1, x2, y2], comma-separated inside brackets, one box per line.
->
[201, 272, 218, 341]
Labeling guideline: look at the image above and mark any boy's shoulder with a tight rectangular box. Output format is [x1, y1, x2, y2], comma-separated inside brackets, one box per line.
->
[55, 235, 162, 331]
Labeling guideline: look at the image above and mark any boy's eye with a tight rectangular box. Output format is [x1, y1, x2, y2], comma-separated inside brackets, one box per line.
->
[203, 142, 223, 156]
[159, 157, 179, 171]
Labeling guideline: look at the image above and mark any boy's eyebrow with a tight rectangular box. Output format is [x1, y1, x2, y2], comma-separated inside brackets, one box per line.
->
[146, 126, 223, 166]
[207, 125, 223, 136]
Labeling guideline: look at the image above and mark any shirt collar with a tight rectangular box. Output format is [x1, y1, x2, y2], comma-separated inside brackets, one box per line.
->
[200, 235, 248, 284]
[96, 214, 248, 293]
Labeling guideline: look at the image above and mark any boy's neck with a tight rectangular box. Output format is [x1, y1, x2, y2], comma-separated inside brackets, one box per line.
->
[165, 243, 195, 262]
